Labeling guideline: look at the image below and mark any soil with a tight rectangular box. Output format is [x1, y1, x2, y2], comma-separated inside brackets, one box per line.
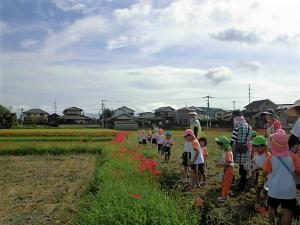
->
[0, 155, 95, 225]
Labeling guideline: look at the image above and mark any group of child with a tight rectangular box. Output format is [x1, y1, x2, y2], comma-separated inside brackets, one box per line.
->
[138, 128, 174, 162]
[137, 126, 300, 224]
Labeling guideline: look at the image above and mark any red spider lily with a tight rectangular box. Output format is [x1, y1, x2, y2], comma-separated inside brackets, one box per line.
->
[193, 197, 204, 207]
[258, 207, 267, 217]
[131, 194, 141, 199]
[151, 170, 161, 174]
[112, 131, 129, 143]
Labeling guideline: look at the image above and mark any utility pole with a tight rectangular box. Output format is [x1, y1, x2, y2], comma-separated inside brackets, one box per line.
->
[248, 84, 252, 104]
[203, 95, 214, 128]
[233, 100, 236, 110]
[101, 100, 106, 128]
[53, 100, 57, 114]
[21, 108, 24, 128]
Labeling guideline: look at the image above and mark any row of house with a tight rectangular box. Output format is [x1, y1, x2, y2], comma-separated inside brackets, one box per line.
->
[22, 107, 91, 125]
[138, 106, 231, 127]
[22, 99, 298, 130]
[243, 99, 298, 128]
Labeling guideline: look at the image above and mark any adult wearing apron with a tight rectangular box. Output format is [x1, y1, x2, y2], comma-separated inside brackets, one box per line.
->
[231, 110, 252, 192]
[188, 111, 201, 138]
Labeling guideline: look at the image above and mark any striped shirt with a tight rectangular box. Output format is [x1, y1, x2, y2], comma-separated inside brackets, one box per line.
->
[231, 122, 252, 164]
[231, 122, 252, 144]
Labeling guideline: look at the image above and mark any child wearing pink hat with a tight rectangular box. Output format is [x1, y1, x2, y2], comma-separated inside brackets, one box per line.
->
[263, 129, 300, 225]
[183, 129, 205, 188]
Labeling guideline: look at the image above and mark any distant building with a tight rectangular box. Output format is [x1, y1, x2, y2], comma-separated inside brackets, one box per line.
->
[154, 106, 176, 126]
[197, 107, 228, 120]
[137, 112, 157, 127]
[23, 109, 49, 124]
[214, 110, 231, 121]
[243, 99, 297, 128]
[276, 104, 298, 128]
[243, 99, 277, 128]
[113, 106, 135, 118]
[60, 107, 90, 124]
[107, 106, 138, 130]
[176, 106, 206, 126]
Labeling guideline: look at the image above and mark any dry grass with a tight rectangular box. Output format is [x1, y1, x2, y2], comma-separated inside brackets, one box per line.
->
[0, 155, 95, 225]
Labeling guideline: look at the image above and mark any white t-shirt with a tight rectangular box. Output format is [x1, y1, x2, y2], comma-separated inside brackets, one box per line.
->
[189, 140, 204, 165]
[265, 155, 297, 199]
[157, 134, 165, 144]
[163, 139, 173, 148]
[183, 142, 192, 153]
[292, 117, 300, 138]
[253, 153, 269, 169]
[138, 135, 143, 142]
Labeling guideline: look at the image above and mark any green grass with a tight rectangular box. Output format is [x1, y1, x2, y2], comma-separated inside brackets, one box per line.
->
[0, 142, 104, 155]
[126, 129, 269, 225]
[0, 128, 117, 137]
[72, 145, 198, 225]
[0, 136, 112, 142]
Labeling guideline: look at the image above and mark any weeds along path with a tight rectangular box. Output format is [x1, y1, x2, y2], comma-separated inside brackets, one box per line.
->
[72, 131, 198, 225]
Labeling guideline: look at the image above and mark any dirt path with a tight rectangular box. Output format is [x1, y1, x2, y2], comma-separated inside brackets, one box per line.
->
[0, 155, 95, 225]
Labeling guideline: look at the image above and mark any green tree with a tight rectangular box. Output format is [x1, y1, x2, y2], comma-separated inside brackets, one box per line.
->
[0, 105, 16, 129]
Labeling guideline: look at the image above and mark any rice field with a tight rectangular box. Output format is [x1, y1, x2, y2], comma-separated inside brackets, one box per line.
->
[1, 128, 277, 225]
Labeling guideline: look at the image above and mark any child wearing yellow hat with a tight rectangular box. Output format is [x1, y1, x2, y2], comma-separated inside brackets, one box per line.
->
[215, 136, 234, 202]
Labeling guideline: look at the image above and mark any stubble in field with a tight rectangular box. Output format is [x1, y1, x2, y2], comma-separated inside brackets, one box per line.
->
[0, 155, 95, 225]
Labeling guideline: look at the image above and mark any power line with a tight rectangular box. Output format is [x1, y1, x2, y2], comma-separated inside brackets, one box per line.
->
[203, 95, 214, 128]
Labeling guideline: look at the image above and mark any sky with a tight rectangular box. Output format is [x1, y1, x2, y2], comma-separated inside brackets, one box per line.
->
[0, 0, 300, 115]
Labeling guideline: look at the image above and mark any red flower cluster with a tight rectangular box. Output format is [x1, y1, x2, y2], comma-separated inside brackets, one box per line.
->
[131, 194, 141, 199]
[112, 131, 129, 143]
[138, 158, 161, 175]
[192, 197, 204, 207]
[258, 207, 267, 217]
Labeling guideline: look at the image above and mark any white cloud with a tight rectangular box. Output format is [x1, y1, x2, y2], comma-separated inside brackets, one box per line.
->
[20, 39, 39, 48]
[106, 35, 129, 50]
[237, 61, 261, 72]
[204, 67, 233, 84]
[41, 15, 107, 55]
[276, 34, 300, 46]
[211, 27, 260, 44]
[107, 0, 300, 54]
[0, 21, 9, 33]
[51, 0, 95, 14]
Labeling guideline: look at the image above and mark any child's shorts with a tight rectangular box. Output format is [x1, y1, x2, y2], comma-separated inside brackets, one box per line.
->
[164, 147, 171, 156]
[152, 138, 157, 144]
[158, 144, 163, 152]
[142, 139, 147, 145]
[181, 152, 191, 166]
[191, 163, 205, 174]
[267, 196, 298, 213]
[139, 141, 143, 145]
